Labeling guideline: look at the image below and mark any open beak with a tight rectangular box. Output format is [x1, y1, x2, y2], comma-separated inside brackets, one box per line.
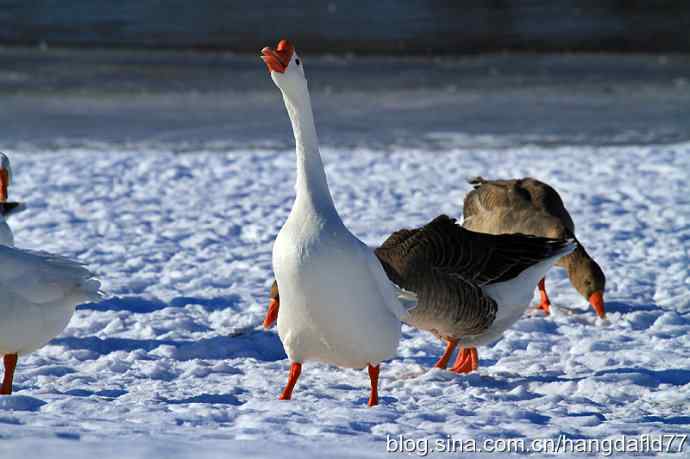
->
[0, 169, 8, 202]
[261, 39, 294, 73]
[263, 298, 279, 329]
[589, 291, 606, 318]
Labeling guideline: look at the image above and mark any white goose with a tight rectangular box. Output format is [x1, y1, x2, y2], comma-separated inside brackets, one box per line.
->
[0, 153, 102, 395]
[261, 40, 410, 406]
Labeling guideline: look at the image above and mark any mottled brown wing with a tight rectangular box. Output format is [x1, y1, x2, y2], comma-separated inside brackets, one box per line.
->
[376, 222, 498, 335]
[413, 268, 498, 336]
[465, 176, 575, 234]
[463, 177, 531, 220]
[377, 214, 574, 289]
[518, 178, 575, 234]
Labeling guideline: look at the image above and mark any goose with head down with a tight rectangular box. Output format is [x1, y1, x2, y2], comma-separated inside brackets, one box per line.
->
[261, 39, 412, 406]
[266, 214, 576, 375]
[462, 177, 606, 319]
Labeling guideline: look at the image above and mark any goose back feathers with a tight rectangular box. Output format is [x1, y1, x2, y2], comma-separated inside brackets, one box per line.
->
[465, 177, 575, 234]
[375, 215, 576, 339]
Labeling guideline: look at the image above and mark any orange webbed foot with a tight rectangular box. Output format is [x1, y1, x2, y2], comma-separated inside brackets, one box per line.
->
[450, 348, 478, 374]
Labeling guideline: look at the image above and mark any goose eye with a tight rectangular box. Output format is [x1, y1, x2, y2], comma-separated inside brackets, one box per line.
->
[295, 58, 301, 66]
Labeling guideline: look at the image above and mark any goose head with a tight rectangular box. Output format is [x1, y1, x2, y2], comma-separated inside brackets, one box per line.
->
[0, 152, 12, 202]
[261, 40, 307, 102]
[569, 255, 606, 318]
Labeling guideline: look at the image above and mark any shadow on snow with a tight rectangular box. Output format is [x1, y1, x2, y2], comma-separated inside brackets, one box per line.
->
[52, 331, 286, 362]
[77, 294, 244, 313]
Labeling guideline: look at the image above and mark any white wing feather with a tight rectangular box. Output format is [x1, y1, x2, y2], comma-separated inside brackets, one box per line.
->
[364, 245, 414, 321]
[0, 245, 102, 306]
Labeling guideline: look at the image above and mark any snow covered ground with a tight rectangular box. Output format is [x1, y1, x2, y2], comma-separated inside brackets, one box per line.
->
[0, 48, 689, 457]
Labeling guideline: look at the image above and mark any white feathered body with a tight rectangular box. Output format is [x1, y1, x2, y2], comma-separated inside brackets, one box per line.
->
[269, 58, 408, 371]
[0, 246, 102, 355]
[274, 206, 404, 369]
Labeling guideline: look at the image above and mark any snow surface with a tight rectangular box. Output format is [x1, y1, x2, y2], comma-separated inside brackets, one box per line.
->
[0, 48, 689, 457]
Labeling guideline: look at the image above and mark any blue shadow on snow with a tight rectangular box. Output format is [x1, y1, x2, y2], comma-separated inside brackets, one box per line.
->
[641, 416, 690, 425]
[77, 294, 243, 313]
[160, 393, 243, 406]
[603, 301, 658, 314]
[593, 368, 690, 387]
[51, 331, 286, 362]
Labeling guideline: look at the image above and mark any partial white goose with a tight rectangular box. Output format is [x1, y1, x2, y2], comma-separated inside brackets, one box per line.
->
[0, 246, 102, 394]
[261, 40, 410, 406]
[0, 154, 102, 394]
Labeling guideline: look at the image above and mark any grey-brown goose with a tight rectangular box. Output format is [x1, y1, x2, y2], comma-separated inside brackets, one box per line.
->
[462, 177, 606, 319]
[266, 215, 576, 374]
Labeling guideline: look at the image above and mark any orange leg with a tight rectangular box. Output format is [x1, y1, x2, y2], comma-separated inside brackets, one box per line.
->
[279, 362, 302, 400]
[450, 347, 479, 373]
[450, 348, 470, 373]
[536, 277, 551, 315]
[368, 364, 379, 407]
[263, 298, 280, 329]
[433, 339, 458, 369]
[469, 348, 478, 371]
[1, 354, 17, 395]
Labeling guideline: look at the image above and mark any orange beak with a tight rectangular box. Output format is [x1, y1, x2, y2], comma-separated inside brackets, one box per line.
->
[261, 39, 294, 73]
[0, 169, 8, 202]
[589, 291, 606, 318]
[263, 298, 280, 329]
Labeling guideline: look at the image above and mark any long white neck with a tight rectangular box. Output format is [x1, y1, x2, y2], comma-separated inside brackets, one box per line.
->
[282, 87, 339, 219]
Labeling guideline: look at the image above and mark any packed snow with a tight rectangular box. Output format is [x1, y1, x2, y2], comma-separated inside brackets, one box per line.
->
[0, 48, 689, 457]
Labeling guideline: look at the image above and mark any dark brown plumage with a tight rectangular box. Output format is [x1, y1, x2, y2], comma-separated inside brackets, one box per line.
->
[375, 214, 575, 337]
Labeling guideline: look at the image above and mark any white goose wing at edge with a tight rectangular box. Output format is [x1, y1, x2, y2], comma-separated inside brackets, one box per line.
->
[0, 245, 102, 305]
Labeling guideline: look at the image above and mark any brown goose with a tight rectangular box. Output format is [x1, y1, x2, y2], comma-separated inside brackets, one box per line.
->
[462, 177, 606, 319]
[265, 215, 576, 374]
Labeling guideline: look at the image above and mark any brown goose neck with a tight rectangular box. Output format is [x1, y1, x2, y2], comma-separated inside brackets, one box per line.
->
[561, 243, 591, 271]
